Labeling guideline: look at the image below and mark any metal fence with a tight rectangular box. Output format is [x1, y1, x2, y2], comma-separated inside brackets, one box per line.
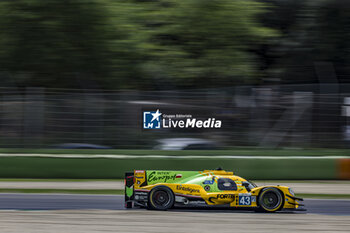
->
[0, 85, 349, 149]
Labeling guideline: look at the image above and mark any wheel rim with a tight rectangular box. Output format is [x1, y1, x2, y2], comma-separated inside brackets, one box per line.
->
[153, 190, 170, 207]
[262, 191, 281, 209]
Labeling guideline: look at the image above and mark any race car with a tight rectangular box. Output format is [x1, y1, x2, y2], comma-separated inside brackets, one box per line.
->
[124, 168, 305, 212]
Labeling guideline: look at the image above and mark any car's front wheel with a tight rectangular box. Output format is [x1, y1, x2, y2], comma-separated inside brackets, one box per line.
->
[148, 186, 175, 210]
[258, 188, 284, 212]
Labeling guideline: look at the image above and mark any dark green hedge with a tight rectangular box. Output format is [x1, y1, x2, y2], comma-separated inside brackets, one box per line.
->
[0, 157, 336, 180]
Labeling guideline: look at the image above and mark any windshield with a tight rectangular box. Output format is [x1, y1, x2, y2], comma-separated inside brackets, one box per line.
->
[246, 179, 257, 189]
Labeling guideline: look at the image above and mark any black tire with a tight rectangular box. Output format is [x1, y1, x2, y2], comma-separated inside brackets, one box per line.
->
[258, 188, 284, 212]
[148, 186, 175, 210]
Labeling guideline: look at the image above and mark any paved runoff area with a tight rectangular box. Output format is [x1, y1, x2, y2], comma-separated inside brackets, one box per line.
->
[0, 181, 124, 190]
[1, 180, 350, 194]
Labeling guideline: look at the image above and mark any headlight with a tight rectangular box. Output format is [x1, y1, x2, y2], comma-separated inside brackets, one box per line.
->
[289, 188, 295, 196]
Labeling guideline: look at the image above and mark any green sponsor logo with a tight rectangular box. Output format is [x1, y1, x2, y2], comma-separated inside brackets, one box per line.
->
[148, 171, 177, 183]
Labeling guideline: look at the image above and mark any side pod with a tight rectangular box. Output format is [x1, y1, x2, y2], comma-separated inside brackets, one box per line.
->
[125, 172, 134, 208]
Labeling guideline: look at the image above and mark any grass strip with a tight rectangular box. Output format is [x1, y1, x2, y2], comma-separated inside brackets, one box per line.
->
[0, 148, 349, 156]
[0, 179, 122, 182]
[1, 179, 348, 184]
[0, 157, 336, 179]
[254, 180, 350, 184]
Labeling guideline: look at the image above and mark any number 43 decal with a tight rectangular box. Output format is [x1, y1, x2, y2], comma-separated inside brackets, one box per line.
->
[239, 196, 251, 205]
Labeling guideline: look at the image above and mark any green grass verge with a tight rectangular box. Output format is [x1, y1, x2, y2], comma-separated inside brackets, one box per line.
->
[0, 178, 122, 182]
[1, 179, 348, 183]
[254, 180, 350, 184]
[0, 189, 124, 195]
[0, 156, 337, 179]
[0, 148, 349, 156]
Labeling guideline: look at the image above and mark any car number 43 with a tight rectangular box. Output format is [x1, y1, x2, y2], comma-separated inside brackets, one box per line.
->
[239, 196, 251, 205]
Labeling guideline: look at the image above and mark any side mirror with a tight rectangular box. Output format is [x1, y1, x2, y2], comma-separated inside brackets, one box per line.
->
[242, 181, 251, 192]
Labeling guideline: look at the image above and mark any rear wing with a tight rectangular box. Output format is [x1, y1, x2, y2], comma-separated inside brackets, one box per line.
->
[125, 170, 198, 189]
[124, 170, 191, 208]
[124, 172, 134, 208]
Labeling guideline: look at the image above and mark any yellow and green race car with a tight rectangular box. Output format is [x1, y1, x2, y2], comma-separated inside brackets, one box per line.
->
[125, 169, 305, 212]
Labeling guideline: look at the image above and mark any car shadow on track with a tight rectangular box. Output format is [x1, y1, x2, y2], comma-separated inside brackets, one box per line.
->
[132, 206, 305, 214]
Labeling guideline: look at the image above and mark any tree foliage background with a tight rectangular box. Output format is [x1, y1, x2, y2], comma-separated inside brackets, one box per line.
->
[0, 0, 348, 89]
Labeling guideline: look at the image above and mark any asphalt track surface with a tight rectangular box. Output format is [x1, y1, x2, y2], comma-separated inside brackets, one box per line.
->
[0, 193, 349, 216]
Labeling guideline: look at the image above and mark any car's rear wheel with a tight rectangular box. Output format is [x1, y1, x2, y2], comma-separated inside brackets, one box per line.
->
[148, 186, 175, 210]
[258, 188, 284, 212]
